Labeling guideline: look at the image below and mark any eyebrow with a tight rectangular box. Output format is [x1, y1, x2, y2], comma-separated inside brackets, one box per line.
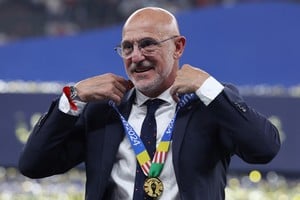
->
[121, 37, 157, 44]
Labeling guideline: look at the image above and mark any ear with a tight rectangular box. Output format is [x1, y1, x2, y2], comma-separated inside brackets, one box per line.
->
[173, 36, 186, 59]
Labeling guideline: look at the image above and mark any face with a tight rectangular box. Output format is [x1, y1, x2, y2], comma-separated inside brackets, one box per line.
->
[121, 9, 183, 97]
[122, 33, 177, 97]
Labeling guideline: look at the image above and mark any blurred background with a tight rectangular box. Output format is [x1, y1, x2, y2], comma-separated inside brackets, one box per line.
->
[1, 0, 300, 199]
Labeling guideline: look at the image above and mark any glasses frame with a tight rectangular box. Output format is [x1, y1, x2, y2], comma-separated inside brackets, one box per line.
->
[114, 35, 179, 58]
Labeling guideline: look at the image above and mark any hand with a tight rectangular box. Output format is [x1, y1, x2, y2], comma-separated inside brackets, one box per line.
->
[74, 73, 134, 104]
[170, 64, 210, 102]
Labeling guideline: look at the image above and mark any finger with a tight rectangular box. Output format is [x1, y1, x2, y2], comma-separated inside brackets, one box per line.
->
[108, 93, 123, 105]
[94, 75, 127, 98]
[113, 75, 131, 87]
[100, 84, 124, 100]
[169, 84, 177, 97]
[172, 93, 180, 103]
[112, 75, 134, 92]
[114, 80, 128, 94]
[127, 80, 134, 90]
[170, 85, 180, 102]
[76, 74, 132, 102]
[110, 79, 134, 101]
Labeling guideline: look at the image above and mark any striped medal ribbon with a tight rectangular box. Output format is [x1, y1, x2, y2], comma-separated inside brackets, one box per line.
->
[109, 93, 197, 178]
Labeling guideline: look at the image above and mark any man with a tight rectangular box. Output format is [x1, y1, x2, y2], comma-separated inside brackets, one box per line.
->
[19, 7, 280, 200]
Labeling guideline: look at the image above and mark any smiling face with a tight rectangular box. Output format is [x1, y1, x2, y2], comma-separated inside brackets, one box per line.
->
[121, 7, 185, 97]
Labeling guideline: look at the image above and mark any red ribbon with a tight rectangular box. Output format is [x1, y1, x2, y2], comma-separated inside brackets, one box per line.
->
[63, 86, 78, 111]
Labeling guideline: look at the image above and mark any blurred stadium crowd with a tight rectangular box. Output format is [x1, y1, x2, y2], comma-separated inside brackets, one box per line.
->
[1, 167, 300, 199]
[0, 0, 299, 44]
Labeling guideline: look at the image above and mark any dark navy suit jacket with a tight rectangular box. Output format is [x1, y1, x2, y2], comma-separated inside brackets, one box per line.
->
[19, 85, 281, 199]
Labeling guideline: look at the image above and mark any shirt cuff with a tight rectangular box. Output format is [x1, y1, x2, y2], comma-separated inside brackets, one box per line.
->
[58, 93, 86, 116]
[196, 76, 224, 106]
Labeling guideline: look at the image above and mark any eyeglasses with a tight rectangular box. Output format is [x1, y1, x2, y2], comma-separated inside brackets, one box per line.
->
[114, 35, 179, 59]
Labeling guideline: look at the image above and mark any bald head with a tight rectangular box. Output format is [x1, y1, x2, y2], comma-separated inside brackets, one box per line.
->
[123, 7, 180, 38]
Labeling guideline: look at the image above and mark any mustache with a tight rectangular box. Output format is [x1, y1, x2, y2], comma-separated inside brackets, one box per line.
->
[129, 60, 153, 71]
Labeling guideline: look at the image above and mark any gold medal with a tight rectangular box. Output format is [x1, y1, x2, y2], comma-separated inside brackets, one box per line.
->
[143, 177, 164, 198]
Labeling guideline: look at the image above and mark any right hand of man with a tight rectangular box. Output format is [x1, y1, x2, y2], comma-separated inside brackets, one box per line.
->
[74, 73, 133, 105]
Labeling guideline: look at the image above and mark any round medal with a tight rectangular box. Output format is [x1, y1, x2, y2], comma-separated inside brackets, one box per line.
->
[143, 177, 164, 198]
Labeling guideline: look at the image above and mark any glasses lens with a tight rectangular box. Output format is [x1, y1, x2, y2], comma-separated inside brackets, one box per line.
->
[120, 41, 133, 57]
[138, 38, 159, 49]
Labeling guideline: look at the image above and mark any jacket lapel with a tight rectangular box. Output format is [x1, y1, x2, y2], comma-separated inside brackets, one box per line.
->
[100, 90, 135, 172]
[172, 101, 199, 176]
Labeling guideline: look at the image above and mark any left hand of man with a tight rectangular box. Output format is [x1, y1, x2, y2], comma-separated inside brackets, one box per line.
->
[170, 64, 210, 102]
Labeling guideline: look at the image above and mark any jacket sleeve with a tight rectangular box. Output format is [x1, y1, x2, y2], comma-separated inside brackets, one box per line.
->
[210, 84, 281, 164]
[18, 99, 86, 178]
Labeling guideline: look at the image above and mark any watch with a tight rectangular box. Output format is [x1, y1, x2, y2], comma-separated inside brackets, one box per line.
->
[63, 85, 80, 101]
[69, 86, 78, 100]
[62, 85, 81, 111]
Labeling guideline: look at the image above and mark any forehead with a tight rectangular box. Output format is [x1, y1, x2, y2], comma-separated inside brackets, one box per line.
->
[122, 8, 176, 41]
[122, 22, 165, 41]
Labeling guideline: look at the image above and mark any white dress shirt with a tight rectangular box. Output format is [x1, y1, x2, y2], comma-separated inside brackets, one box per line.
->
[59, 76, 224, 199]
[110, 87, 179, 200]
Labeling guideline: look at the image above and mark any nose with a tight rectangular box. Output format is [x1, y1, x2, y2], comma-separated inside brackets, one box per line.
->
[129, 44, 145, 62]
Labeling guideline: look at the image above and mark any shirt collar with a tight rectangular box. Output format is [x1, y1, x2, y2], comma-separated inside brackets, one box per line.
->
[134, 87, 176, 107]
